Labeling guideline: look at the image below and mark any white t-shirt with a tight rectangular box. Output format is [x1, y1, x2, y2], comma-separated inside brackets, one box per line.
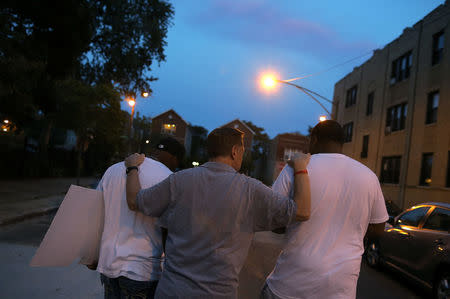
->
[96, 158, 172, 281]
[267, 154, 388, 299]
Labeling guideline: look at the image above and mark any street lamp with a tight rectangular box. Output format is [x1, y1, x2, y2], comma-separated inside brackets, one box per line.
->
[260, 74, 334, 118]
[127, 97, 136, 152]
[319, 115, 327, 122]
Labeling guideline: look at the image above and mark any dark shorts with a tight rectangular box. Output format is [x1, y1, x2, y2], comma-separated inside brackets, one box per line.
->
[100, 274, 158, 299]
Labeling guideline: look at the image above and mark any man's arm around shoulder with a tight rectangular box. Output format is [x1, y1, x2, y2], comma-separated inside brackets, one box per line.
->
[290, 153, 311, 222]
[125, 153, 145, 211]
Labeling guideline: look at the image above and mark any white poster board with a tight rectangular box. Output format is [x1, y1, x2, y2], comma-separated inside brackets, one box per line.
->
[30, 185, 104, 267]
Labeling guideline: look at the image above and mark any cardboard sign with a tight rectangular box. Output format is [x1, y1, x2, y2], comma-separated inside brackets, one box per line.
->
[30, 185, 104, 267]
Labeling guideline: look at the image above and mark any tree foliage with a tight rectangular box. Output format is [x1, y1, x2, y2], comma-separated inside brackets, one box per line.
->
[0, 0, 174, 176]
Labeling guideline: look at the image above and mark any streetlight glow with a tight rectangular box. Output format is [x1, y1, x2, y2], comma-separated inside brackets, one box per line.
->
[319, 115, 327, 122]
[263, 76, 276, 88]
[260, 73, 278, 91]
[127, 99, 136, 107]
[257, 71, 334, 117]
[142, 92, 149, 98]
[145, 140, 150, 144]
[3, 120, 9, 124]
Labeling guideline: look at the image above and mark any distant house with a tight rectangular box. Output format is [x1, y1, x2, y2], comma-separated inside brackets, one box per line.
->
[151, 109, 191, 155]
[265, 133, 309, 184]
[220, 119, 255, 152]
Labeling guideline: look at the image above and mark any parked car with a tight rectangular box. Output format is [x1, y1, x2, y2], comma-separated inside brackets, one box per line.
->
[365, 202, 449, 299]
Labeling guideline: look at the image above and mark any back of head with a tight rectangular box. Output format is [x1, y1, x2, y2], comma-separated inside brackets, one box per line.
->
[154, 137, 185, 170]
[156, 137, 185, 162]
[310, 120, 344, 153]
[207, 127, 244, 158]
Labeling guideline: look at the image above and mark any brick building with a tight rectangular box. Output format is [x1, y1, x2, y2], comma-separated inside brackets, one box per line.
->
[265, 133, 309, 184]
[332, 1, 450, 209]
[151, 109, 191, 154]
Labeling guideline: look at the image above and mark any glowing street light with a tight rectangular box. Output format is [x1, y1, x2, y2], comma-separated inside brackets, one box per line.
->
[192, 161, 200, 167]
[145, 140, 150, 144]
[258, 72, 334, 118]
[142, 92, 149, 98]
[3, 120, 9, 124]
[127, 99, 136, 107]
[260, 73, 279, 92]
[262, 75, 276, 89]
[319, 115, 327, 122]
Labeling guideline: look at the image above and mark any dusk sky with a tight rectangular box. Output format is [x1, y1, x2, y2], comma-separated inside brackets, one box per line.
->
[128, 0, 445, 138]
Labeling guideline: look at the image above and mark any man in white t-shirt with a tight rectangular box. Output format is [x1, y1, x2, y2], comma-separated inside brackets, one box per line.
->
[92, 137, 185, 299]
[263, 120, 388, 299]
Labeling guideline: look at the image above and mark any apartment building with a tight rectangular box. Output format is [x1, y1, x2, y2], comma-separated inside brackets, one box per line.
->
[332, 1, 450, 209]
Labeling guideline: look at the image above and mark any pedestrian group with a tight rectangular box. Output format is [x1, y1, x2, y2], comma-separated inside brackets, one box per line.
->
[92, 120, 388, 299]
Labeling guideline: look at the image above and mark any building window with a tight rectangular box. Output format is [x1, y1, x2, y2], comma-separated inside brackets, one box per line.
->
[366, 92, 374, 116]
[361, 135, 369, 158]
[283, 148, 302, 161]
[432, 31, 444, 65]
[343, 122, 353, 143]
[386, 102, 407, 133]
[345, 85, 357, 107]
[390, 51, 412, 84]
[419, 153, 433, 186]
[447, 152, 450, 188]
[162, 123, 176, 135]
[426, 91, 439, 124]
[380, 156, 401, 184]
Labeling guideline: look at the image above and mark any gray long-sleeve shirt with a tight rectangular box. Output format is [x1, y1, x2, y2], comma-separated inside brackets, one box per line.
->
[136, 162, 297, 298]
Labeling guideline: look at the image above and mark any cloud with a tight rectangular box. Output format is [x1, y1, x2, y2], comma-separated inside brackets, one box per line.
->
[188, 0, 377, 59]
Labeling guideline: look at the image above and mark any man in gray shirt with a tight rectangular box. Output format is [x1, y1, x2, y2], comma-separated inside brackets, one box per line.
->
[124, 127, 311, 298]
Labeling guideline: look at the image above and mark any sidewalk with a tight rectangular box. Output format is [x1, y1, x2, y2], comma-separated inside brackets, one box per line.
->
[0, 177, 98, 226]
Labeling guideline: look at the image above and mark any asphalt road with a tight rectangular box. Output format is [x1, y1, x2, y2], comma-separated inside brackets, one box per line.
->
[0, 213, 428, 299]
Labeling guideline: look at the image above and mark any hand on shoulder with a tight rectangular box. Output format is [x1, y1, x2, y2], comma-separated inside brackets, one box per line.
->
[287, 153, 311, 171]
[125, 153, 145, 167]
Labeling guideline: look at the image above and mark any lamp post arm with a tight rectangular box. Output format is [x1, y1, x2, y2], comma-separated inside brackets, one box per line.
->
[299, 86, 334, 105]
[278, 80, 332, 117]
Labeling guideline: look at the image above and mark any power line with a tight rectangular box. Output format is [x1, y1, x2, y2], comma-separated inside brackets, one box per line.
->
[284, 49, 376, 82]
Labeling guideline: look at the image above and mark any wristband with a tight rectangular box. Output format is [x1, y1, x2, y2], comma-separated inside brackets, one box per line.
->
[294, 169, 308, 175]
[126, 166, 138, 174]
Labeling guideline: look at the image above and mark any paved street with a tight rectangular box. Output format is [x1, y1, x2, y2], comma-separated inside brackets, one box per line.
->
[0, 213, 427, 299]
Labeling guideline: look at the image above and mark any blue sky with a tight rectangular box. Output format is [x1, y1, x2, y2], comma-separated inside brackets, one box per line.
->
[128, 0, 445, 138]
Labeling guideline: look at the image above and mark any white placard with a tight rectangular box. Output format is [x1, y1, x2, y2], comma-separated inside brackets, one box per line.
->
[30, 185, 104, 267]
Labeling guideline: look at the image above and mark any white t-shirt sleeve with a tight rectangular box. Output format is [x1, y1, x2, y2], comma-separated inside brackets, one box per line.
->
[272, 165, 294, 198]
[369, 177, 389, 224]
[96, 176, 104, 191]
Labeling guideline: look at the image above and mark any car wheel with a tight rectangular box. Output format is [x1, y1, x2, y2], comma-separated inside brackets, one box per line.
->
[434, 271, 449, 299]
[365, 242, 380, 268]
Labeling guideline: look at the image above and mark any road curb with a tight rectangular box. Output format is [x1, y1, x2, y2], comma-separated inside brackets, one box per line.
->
[0, 207, 59, 227]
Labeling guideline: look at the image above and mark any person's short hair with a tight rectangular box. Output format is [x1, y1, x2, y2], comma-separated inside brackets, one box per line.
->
[207, 127, 244, 158]
[311, 120, 345, 144]
[155, 137, 185, 162]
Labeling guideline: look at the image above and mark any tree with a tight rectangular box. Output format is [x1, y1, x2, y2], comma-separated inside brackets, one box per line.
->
[131, 112, 152, 153]
[0, 0, 174, 176]
[243, 121, 271, 181]
[188, 125, 208, 163]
